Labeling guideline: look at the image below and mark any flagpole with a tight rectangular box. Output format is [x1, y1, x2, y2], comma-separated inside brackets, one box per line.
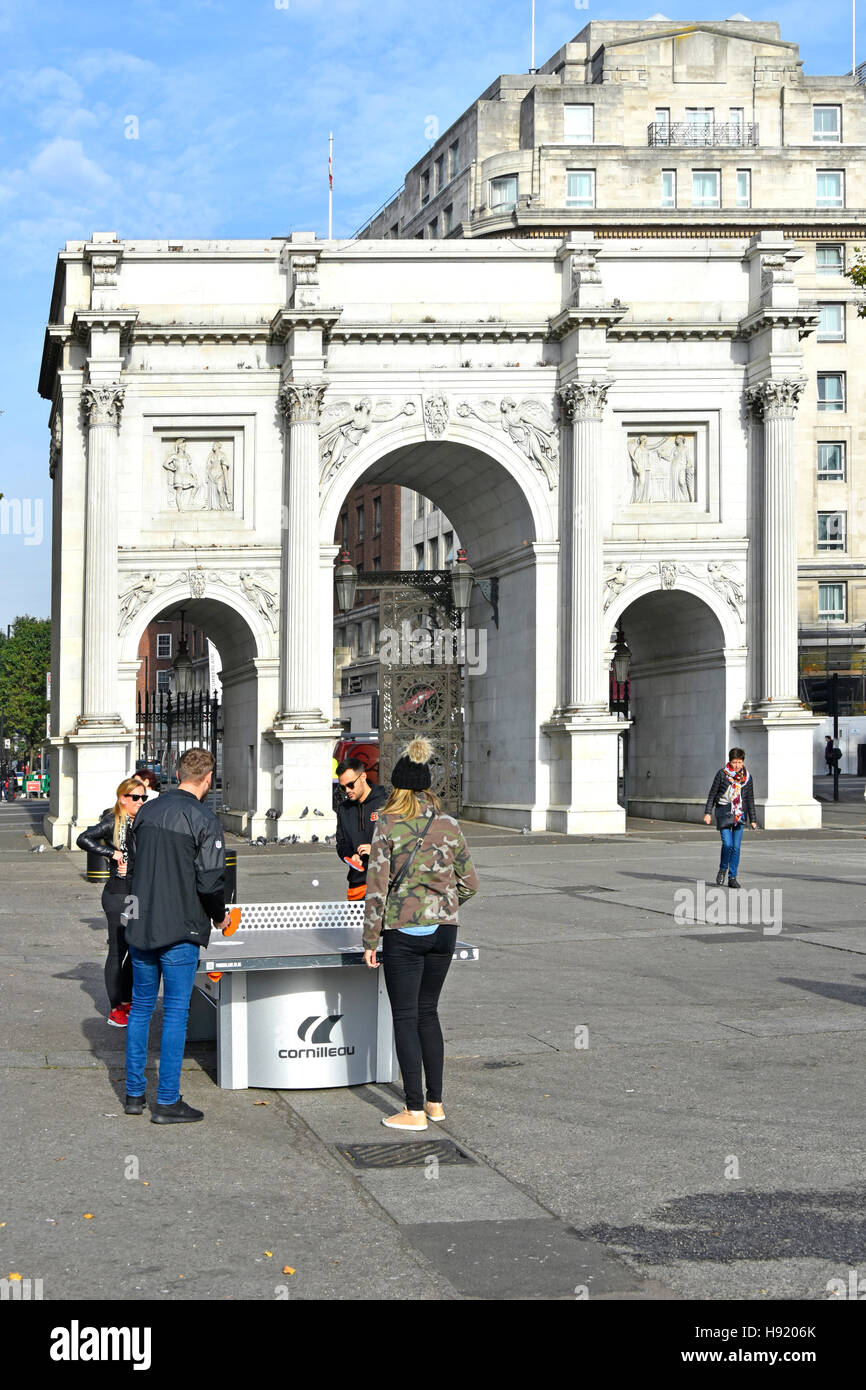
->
[328, 131, 333, 239]
[530, 0, 536, 72]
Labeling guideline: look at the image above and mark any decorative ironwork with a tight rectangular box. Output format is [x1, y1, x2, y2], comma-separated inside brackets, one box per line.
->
[378, 574, 463, 814]
[136, 688, 222, 788]
[647, 121, 758, 148]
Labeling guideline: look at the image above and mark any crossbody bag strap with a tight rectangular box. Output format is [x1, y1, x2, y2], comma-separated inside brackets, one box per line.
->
[387, 811, 436, 899]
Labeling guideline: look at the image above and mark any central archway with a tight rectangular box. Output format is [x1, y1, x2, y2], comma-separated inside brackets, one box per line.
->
[322, 428, 559, 827]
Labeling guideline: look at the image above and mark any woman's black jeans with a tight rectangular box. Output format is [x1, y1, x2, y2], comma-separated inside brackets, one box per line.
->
[102, 883, 133, 1009]
[381, 923, 457, 1112]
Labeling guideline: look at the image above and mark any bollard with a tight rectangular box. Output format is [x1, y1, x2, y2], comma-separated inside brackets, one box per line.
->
[86, 850, 110, 884]
[224, 850, 237, 904]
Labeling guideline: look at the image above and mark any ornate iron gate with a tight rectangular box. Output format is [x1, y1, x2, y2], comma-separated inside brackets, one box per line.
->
[378, 572, 462, 813]
[136, 689, 223, 786]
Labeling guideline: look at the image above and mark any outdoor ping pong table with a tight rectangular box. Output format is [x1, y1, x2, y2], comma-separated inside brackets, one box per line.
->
[188, 902, 479, 1090]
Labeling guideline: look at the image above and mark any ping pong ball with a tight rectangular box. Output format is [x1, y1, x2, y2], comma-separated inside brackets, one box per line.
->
[312, 879, 319, 887]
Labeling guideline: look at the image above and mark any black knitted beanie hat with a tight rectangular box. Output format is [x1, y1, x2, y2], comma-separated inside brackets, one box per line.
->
[390, 736, 433, 790]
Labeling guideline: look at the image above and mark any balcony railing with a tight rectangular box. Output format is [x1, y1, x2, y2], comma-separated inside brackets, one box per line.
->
[647, 121, 759, 147]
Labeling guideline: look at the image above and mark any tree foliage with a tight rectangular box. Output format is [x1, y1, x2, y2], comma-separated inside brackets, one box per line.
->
[0, 616, 50, 756]
[845, 250, 866, 314]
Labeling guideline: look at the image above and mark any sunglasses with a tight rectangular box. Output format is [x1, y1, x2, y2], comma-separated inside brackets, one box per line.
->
[340, 775, 362, 792]
[128, 793, 148, 802]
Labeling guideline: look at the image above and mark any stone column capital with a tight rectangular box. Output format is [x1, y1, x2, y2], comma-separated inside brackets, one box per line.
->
[558, 379, 610, 423]
[279, 381, 327, 425]
[745, 378, 806, 420]
[82, 383, 125, 427]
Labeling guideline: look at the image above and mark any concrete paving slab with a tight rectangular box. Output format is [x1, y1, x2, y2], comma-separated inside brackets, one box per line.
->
[354, 1169, 549, 1224]
[400, 1218, 653, 1299]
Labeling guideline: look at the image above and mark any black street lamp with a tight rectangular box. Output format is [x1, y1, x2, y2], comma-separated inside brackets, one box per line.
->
[335, 550, 358, 613]
[450, 548, 475, 613]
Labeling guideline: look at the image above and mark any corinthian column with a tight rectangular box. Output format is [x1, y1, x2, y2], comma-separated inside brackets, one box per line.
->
[746, 378, 806, 710]
[80, 383, 125, 723]
[557, 379, 610, 713]
[278, 380, 327, 719]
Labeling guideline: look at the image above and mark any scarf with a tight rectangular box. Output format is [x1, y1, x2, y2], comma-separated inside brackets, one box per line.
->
[721, 763, 749, 824]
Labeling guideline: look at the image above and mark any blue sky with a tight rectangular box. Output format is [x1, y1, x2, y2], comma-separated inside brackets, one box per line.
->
[0, 0, 860, 628]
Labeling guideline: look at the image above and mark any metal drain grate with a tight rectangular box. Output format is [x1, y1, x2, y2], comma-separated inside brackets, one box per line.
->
[335, 1140, 476, 1168]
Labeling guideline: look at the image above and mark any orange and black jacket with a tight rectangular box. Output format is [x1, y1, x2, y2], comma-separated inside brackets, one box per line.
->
[335, 783, 388, 889]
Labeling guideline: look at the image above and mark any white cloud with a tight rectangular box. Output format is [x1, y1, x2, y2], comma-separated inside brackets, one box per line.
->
[28, 137, 115, 192]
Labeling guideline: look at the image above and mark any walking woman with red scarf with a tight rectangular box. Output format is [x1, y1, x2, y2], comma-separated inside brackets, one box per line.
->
[703, 747, 758, 887]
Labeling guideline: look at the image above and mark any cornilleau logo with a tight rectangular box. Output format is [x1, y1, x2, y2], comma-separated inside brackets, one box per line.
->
[298, 1013, 343, 1044]
[278, 1014, 355, 1060]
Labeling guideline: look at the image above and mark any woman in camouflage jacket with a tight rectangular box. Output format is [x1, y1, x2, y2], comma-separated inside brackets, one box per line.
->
[363, 738, 478, 1131]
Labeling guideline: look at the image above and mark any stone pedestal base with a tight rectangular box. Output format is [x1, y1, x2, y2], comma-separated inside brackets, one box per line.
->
[270, 722, 338, 840]
[60, 727, 136, 848]
[731, 713, 822, 829]
[542, 716, 629, 835]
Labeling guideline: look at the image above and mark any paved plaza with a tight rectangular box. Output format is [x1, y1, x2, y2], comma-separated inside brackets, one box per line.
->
[1, 786, 865, 1302]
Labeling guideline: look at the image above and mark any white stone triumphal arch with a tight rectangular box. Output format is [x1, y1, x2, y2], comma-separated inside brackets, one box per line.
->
[40, 228, 820, 845]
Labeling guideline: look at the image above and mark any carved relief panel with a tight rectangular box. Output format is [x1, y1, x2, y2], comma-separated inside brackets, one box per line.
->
[612, 412, 720, 529]
[140, 419, 253, 533]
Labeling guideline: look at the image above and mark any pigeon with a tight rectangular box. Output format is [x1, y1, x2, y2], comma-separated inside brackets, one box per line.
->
[299, 806, 309, 819]
[31, 844, 46, 853]
[255, 836, 267, 847]
[521, 827, 529, 835]
[310, 835, 319, 843]
[313, 808, 324, 817]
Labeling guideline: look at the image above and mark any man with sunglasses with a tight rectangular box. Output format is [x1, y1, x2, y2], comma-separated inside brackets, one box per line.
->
[335, 757, 387, 901]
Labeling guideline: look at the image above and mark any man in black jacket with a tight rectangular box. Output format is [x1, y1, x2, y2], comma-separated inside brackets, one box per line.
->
[335, 758, 387, 901]
[123, 747, 230, 1123]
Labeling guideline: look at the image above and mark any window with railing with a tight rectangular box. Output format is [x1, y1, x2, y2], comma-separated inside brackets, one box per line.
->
[648, 119, 758, 146]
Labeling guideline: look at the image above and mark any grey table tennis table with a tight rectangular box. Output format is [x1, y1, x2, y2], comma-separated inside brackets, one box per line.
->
[188, 902, 479, 1090]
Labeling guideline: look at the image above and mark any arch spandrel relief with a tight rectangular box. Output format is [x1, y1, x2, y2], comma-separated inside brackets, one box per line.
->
[611, 412, 720, 527]
[162, 436, 235, 513]
[627, 433, 696, 505]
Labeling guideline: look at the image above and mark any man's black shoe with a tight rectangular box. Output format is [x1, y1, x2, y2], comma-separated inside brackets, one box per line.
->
[150, 1097, 203, 1124]
[124, 1094, 146, 1115]
[715, 870, 726, 886]
[727, 876, 741, 889]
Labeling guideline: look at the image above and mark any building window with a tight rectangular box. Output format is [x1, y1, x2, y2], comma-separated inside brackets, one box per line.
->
[564, 104, 593, 143]
[817, 303, 844, 340]
[490, 175, 518, 210]
[729, 107, 745, 141]
[736, 169, 751, 207]
[356, 505, 364, 542]
[372, 555, 381, 571]
[435, 154, 445, 191]
[348, 675, 363, 695]
[816, 170, 844, 207]
[817, 442, 845, 480]
[818, 512, 846, 551]
[442, 203, 453, 234]
[816, 243, 844, 276]
[566, 169, 595, 208]
[428, 216, 438, 237]
[813, 106, 841, 143]
[373, 496, 381, 536]
[415, 542, 424, 571]
[157, 669, 172, 694]
[654, 108, 670, 145]
[428, 537, 439, 570]
[818, 583, 846, 622]
[692, 170, 720, 207]
[340, 513, 348, 547]
[817, 372, 845, 411]
[421, 169, 430, 206]
[449, 140, 459, 180]
[156, 634, 172, 659]
[414, 491, 425, 519]
[661, 169, 676, 207]
[443, 530, 454, 564]
[685, 108, 714, 144]
[390, 222, 399, 238]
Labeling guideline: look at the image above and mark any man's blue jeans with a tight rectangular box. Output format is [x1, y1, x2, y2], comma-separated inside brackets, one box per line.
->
[719, 824, 744, 878]
[126, 941, 200, 1104]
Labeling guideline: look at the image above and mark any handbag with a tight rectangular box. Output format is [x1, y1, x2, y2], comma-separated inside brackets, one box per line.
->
[714, 805, 735, 830]
[386, 811, 436, 903]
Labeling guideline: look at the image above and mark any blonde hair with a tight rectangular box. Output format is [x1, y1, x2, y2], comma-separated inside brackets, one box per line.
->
[383, 787, 441, 820]
[113, 777, 144, 848]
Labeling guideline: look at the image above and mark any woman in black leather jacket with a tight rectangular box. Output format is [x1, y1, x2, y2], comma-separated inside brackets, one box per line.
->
[77, 776, 149, 1027]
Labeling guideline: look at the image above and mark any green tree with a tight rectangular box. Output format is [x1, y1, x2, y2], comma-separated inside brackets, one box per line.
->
[845, 250, 866, 312]
[0, 616, 50, 768]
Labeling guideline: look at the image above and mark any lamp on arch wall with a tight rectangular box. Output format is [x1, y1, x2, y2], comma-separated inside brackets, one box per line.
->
[335, 549, 358, 613]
